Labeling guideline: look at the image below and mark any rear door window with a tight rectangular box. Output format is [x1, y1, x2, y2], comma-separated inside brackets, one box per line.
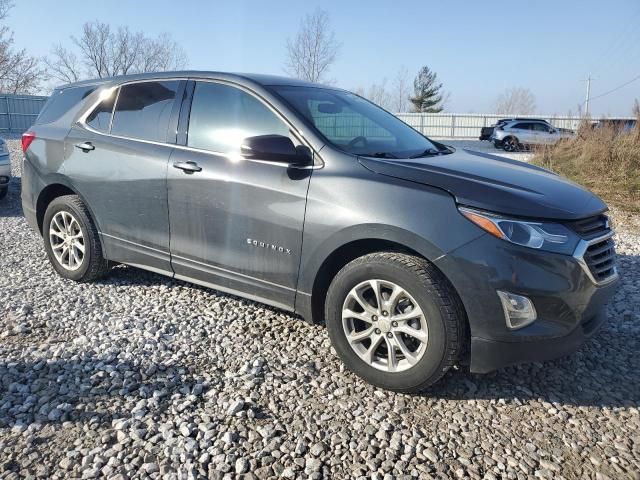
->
[512, 122, 531, 130]
[110, 80, 180, 142]
[532, 123, 550, 132]
[187, 81, 289, 153]
[36, 86, 95, 125]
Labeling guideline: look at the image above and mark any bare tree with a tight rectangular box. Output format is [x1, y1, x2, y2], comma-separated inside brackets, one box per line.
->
[367, 79, 392, 110]
[493, 87, 536, 115]
[353, 66, 415, 112]
[135, 33, 188, 73]
[353, 80, 394, 110]
[0, 0, 42, 93]
[45, 21, 188, 83]
[390, 66, 411, 112]
[285, 8, 341, 83]
[43, 44, 81, 84]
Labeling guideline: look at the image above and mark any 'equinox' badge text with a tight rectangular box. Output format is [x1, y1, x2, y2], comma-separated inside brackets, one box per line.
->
[247, 238, 291, 255]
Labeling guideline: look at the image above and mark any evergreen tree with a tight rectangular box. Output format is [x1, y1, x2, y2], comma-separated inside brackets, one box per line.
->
[409, 66, 444, 113]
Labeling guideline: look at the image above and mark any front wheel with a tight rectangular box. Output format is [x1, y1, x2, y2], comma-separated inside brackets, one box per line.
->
[325, 252, 465, 392]
[43, 195, 110, 282]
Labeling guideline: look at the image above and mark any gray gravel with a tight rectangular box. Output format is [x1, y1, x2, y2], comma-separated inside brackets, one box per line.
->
[1, 138, 639, 479]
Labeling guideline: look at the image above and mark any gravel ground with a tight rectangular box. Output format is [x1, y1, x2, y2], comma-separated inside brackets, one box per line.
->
[1, 138, 639, 480]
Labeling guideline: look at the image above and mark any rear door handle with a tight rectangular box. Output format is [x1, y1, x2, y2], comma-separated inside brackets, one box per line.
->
[75, 142, 95, 152]
[173, 161, 202, 173]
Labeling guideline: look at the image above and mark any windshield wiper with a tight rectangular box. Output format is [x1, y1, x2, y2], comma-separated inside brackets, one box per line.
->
[408, 148, 447, 159]
[362, 152, 398, 159]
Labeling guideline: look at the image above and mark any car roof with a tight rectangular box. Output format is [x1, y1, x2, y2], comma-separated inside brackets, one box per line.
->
[55, 71, 334, 91]
[499, 118, 549, 123]
[506, 119, 549, 125]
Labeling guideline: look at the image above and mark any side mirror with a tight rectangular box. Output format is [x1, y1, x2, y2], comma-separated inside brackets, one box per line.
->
[240, 135, 312, 166]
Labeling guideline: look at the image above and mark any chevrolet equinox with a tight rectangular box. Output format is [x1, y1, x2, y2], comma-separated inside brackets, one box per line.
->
[21, 72, 618, 392]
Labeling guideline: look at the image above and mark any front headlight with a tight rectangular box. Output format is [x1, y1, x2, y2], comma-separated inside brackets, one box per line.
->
[459, 206, 579, 255]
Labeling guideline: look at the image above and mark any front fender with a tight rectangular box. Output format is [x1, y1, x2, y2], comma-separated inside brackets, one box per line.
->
[296, 160, 484, 297]
[298, 223, 447, 296]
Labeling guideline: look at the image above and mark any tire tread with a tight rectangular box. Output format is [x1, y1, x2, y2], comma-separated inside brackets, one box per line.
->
[327, 251, 466, 393]
[45, 195, 110, 282]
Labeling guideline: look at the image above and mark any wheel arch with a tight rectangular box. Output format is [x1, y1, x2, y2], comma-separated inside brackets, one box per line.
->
[35, 183, 105, 256]
[299, 226, 468, 335]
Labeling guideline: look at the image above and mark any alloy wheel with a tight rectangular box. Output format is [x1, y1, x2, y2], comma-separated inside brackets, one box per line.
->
[49, 211, 85, 271]
[341, 279, 429, 372]
[504, 138, 517, 152]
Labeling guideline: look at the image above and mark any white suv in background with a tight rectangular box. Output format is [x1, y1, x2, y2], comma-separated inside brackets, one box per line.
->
[492, 120, 574, 152]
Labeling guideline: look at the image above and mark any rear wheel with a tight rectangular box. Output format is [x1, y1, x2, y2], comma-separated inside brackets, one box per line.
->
[325, 252, 465, 392]
[502, 136, 519, 152]
[0, 186, 6, 200]
[43, 195, 110, 282]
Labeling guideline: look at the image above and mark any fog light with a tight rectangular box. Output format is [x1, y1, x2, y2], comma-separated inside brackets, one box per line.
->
[497, 291, 537, 330]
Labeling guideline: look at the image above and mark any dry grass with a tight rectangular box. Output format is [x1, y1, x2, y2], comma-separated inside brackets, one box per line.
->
[531, 118, 640, 213]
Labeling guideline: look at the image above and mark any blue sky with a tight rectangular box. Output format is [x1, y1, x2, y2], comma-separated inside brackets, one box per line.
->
[9, 0, 640, 115]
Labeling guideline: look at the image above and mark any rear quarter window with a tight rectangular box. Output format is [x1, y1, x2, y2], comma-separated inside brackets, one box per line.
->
[86, 93, 116, 133]
[35, 86, 95, 125]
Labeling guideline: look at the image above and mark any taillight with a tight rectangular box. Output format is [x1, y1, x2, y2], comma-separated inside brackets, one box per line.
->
[22, 131, 36, 153]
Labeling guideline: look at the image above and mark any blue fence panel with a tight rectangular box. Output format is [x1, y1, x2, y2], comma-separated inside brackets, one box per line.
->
[0, 94, 48, 133]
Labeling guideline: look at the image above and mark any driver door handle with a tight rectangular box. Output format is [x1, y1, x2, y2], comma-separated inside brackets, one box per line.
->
[173, 161, 202, 173]
[75, 142, 95, 152]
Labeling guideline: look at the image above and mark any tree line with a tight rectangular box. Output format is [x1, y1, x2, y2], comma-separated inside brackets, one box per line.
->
[1, 2, 539, 115]
[0, 0, 186, 94]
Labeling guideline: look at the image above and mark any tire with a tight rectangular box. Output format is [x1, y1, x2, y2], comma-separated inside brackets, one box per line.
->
[502, 136, 519, 152]
[0, 186, 7, 200]
[325, 252, 465, 392]
[43, 194, 110, 282]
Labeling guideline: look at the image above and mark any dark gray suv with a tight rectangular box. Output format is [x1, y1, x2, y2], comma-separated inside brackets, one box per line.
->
[21, 72, 618, 392]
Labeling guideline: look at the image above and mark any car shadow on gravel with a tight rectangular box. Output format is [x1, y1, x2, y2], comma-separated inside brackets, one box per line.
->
[0, 356, 196, 429]
[0, 179, 24, 218]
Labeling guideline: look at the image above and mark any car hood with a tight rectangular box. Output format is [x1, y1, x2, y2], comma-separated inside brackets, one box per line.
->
[359, 148, 607, 220]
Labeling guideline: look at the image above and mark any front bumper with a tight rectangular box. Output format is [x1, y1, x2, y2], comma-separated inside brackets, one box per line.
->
[435, 232, 619, 373]
[469, 284, 614, 373]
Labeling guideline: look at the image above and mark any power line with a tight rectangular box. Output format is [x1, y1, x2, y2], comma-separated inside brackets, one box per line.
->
[589, 74, 640, 102]
[590, 5, 640, 77]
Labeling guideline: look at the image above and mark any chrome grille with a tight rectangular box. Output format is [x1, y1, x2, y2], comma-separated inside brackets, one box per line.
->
[569, 214, 617, 284]
[583, 237, 616, 283]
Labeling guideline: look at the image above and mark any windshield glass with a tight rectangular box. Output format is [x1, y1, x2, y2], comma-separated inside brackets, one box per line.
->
[271, 86, 441, 158]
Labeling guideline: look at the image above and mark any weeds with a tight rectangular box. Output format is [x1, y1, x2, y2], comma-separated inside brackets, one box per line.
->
[532, 115, 640, 213]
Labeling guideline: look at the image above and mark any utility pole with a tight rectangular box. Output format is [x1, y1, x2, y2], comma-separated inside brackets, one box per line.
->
[584, 75, 592, 117]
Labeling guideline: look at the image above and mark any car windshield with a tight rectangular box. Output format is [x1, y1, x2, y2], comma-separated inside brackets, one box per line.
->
[271, 85, 446, 158]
